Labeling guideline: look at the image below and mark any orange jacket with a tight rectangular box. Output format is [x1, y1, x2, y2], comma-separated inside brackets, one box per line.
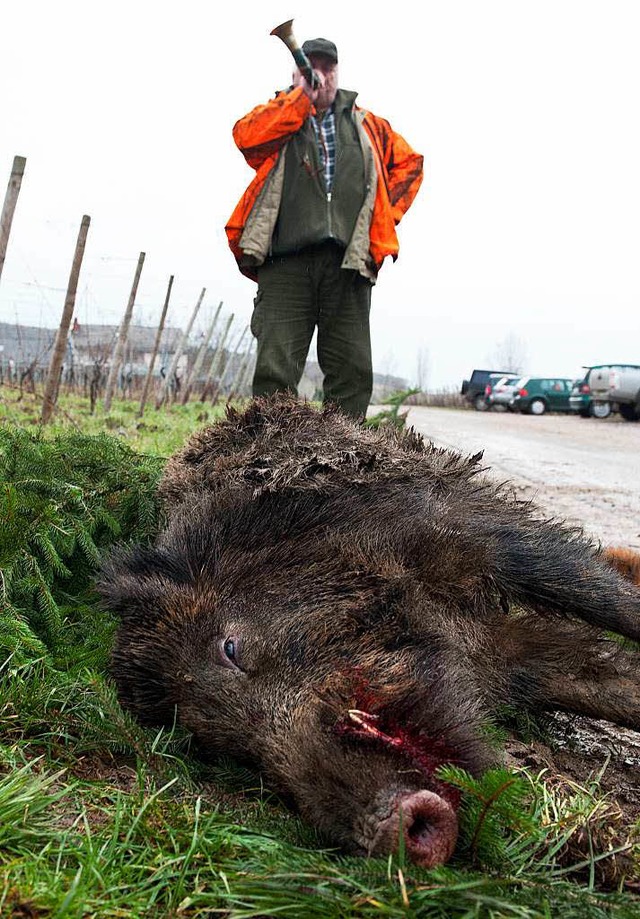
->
[225, 86, 423, 281]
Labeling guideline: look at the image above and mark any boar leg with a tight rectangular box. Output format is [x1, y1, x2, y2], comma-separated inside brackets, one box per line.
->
[487, 524, 640, 641]
[500, 616, 640, 730]
[538, 662, 640, 730]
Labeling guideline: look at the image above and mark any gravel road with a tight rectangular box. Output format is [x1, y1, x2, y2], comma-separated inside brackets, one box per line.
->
[404, 407, 640, 550]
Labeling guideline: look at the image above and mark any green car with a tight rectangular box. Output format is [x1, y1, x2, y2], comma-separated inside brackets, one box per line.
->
[511, 377, 574, 415]
[568, 368, 612, 418]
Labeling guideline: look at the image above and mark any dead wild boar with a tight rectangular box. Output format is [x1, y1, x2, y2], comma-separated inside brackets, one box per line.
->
[99, 397, 640, 869]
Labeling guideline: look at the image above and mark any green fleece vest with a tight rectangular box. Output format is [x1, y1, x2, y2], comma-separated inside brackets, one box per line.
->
[270, 89, 366, 256]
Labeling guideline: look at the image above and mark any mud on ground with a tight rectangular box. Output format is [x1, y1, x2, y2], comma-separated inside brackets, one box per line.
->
[405, 406, 640, 550]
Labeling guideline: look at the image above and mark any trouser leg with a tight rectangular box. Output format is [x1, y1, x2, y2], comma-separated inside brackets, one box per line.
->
[316, 250, 373, 420]
[251, 255, 317, 398]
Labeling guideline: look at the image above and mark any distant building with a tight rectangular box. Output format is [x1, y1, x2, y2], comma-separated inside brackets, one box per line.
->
[68, 322, 185, 377]
[0, 322, 56, 368]
[0, 321, 185, 380]
[0, 320, 407, 399]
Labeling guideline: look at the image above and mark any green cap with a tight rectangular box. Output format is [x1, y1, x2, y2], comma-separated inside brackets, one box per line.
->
[301, 38, 338, 63]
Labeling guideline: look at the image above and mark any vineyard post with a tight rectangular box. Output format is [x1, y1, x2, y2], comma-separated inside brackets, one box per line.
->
[41, 215, 91, 423]
[200, 312, 234, 400]
[137, 274, 174, 417]
[181, 300, 223, 405]
[0, 155, 27, 288]
[211, 324, 248, 405]
[227, 337, 255, 402]
[155, 286, 206, 408]
[237, 338, 257, 400]
[103, 251, 146, 412]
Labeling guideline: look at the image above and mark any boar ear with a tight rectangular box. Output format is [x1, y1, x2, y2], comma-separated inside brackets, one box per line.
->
[489, 521, 640, 641]
[97, 544, 191, 623]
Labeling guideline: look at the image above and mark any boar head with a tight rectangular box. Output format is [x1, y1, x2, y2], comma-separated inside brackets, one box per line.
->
[101, 484, 509, 867]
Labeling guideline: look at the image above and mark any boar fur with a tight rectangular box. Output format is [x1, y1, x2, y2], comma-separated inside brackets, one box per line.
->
[100, 397, 640, 869]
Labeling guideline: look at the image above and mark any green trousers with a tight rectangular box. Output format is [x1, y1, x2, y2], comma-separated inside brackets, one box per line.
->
[251, 242, 373, 419]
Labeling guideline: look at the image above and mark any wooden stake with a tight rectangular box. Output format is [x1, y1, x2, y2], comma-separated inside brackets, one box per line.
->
[137, 274, 174, 417]
[0, 155, 27, 287]
[155, 286, 206, 409]
[239, 339, 257, 399]
[41, 215, 91, 423]
[181, 300, 223, 404]
[201, 312, 234, 400]
[211, 324, 248, 405]
[103, 251, 146, 412]
[227, 337, 255, 402]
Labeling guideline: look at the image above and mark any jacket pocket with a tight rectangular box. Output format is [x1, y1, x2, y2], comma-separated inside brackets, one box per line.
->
[250, 289, 264, 338]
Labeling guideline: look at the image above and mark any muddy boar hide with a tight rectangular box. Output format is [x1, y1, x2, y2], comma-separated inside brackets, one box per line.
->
[99, 398, 640, 869]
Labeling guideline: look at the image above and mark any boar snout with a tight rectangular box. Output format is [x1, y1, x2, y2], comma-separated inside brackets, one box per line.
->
[366, 790, 458, 868]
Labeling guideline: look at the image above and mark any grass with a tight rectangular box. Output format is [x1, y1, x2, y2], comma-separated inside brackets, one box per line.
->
[0, 387, 225, 456]
[1, 387, 640, 917]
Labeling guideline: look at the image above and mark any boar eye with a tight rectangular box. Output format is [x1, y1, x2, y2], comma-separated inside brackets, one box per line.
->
[218, 636, 244, 673]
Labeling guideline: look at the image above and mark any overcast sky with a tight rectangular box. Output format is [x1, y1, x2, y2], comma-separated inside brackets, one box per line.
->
[1, 0, 639, 388]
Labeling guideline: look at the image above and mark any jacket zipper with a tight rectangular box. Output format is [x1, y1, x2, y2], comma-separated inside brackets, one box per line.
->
[314, 120, 333, 239]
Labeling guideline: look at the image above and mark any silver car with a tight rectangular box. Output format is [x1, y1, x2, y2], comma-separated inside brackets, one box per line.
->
[486, 375, 522, 411]
[589, 364, 640, 421]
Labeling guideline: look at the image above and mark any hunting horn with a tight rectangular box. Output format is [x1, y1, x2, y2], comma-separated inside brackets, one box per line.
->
[270, 19, 319, 88]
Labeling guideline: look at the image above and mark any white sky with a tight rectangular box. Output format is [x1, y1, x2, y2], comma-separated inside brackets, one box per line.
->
[1, 0, 639, 388]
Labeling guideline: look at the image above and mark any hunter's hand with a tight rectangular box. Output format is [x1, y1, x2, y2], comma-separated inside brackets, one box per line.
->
[293, 69, 325, 102]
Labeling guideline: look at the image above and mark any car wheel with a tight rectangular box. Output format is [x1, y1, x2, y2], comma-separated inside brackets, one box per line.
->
[619, 404, 640, 422]
[473, 394, 489, 411]
[529, 398, 546, 415]
[591, 401, 612, 419]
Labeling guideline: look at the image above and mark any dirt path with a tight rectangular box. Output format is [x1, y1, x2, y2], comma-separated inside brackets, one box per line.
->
[405, 407, 640, 550]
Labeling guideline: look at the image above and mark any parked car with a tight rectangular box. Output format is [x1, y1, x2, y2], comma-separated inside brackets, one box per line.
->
[569, 368, 612, 418]
[486, 375, 523, 411]
[461, 369, 520, 411]
[587, 364, 640, 421]
[511, 377, 574, 415]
